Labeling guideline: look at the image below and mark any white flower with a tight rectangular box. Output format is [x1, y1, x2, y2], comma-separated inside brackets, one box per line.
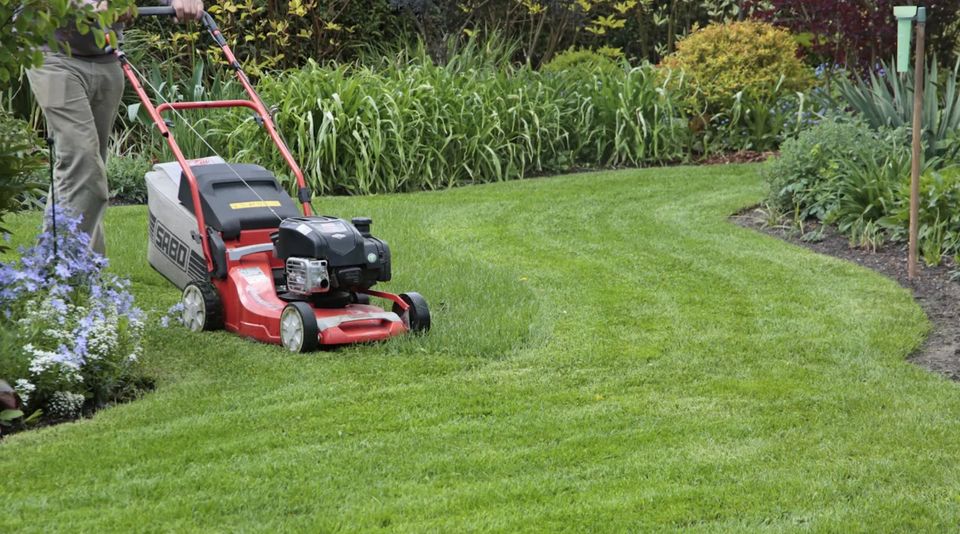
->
[46, 390, 85, 419]
[14, 379, 36, 405]
[24, 343, 83, 382]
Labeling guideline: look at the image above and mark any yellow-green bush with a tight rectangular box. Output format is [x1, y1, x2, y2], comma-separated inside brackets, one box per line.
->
[541, 47, 624, 79]
[660, 20, 813, 115]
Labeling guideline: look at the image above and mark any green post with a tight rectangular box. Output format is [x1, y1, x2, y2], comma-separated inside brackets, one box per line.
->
[894, 6, 919, 73]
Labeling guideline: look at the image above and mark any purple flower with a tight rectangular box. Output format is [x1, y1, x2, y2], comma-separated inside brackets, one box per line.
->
[73, 334, 88, 358]
[77, 312, 96, 333]
[55, 263, 71, 279]
[49, 298, 68, 315]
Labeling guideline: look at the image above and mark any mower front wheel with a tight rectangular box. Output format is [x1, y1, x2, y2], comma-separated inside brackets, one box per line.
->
[280, 302, 319, 353]
[393, 292, 431, 333]
[182, 281, 223, 332]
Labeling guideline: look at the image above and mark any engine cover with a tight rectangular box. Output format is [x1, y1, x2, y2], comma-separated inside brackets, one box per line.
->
[274, 216, 391, 290]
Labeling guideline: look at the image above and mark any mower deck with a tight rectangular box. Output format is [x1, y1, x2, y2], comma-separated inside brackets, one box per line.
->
[215, 237, 407, 346]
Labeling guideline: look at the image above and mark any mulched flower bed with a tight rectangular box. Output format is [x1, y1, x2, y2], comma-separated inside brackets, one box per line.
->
[699, 150, 777, 165]
[734, 206, 960, 380]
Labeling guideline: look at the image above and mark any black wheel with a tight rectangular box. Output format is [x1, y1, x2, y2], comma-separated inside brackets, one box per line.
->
[280, 301, 319, 352]
[182, 281, 223, 332]
[351, 292, 371, 305]
[392, 292, 431, 333]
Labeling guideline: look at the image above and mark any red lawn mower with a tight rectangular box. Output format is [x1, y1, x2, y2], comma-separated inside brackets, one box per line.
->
[120, 7, 430, 351]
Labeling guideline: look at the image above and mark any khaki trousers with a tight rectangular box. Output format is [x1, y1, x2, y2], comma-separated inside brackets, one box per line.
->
[27, 53, 124, 255]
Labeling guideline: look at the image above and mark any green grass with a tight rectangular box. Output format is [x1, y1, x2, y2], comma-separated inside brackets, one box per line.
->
[3, 164, 958, 531]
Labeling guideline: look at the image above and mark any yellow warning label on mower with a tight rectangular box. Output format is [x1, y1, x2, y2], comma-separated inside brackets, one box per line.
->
[229, 200, 282, 209]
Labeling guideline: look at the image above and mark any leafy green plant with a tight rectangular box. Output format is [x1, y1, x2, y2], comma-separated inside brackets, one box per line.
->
[0, 0, 134, 83]
[120, 60, 241, 163]
[702, 89, 807, 153]
[764, 118, 881, 222]
[107, 155, 152, 204]
[881, 166, 960, 266]
[766, 114, 960, 264]
[0, 111, 43, 250]
[829, 133, 910, 250]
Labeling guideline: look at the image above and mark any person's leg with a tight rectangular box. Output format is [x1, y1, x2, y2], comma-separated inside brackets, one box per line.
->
[87, 59, 125, 252]
[27, 55, 110, 255]
[90, 60, 124, 167]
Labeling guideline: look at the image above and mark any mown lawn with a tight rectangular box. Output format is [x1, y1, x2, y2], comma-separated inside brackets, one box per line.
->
[3, 164, 957, 531]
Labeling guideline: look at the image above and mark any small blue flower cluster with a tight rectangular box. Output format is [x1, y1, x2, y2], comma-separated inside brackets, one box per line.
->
[0, 207, 146, 417]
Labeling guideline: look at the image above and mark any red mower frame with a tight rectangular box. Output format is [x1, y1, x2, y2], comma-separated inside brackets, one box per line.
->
[115, 7, 419, 348]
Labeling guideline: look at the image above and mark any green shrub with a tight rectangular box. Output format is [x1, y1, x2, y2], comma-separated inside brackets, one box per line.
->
[658, 21, 813, 154]
[107, 155, 152, 204]
[541, 48, 624, 79]
[764, 118, 884, 221]
[765, 116, 960, 266]
[660, 20, 813, 116]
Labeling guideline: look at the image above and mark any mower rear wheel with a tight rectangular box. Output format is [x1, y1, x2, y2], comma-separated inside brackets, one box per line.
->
[280, 301, 319, 352]
[182, 281, 223, 332]
[393, 292, 431, 333]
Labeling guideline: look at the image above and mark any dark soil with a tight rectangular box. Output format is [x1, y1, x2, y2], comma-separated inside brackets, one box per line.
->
[733, 206, 960, 380]
[699, 150, 777, 165]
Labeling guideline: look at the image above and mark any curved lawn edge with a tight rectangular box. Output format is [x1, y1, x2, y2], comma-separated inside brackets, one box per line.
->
[733, 205, 958, 381]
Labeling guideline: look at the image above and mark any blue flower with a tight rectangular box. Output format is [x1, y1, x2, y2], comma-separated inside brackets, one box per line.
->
[49, 298, 68, 315]
[54, 262, 72, 279]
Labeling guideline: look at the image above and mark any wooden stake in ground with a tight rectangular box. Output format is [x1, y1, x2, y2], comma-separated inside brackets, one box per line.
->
[908, 19, 925, 281]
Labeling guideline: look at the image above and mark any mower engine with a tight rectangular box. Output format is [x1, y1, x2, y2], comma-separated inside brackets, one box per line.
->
[274, 216, 391, 298]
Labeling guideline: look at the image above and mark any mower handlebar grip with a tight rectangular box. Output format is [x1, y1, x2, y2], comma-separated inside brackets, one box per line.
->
[136, 7, 219, 35]
[136, 6, 177, 16]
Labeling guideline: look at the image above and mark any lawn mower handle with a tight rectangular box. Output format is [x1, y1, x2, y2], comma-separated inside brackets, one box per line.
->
[136, 6, 217, 30]
[135, 6, 177, 16]
[116, 5, 315, 276]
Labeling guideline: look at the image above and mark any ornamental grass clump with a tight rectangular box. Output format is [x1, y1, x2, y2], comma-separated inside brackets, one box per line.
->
[0, 208, 149, 431]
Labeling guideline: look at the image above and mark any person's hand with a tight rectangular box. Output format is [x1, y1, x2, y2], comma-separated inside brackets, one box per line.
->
[171, 0, 204, 22]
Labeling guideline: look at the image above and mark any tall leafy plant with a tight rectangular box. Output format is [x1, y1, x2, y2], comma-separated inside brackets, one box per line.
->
[836, 59, 960, 163]
[881, 166, 960, 266]
[209, 37, 689, 196]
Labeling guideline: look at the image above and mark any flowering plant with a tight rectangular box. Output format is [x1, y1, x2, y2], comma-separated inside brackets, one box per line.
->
[0, 208, 148, 425]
